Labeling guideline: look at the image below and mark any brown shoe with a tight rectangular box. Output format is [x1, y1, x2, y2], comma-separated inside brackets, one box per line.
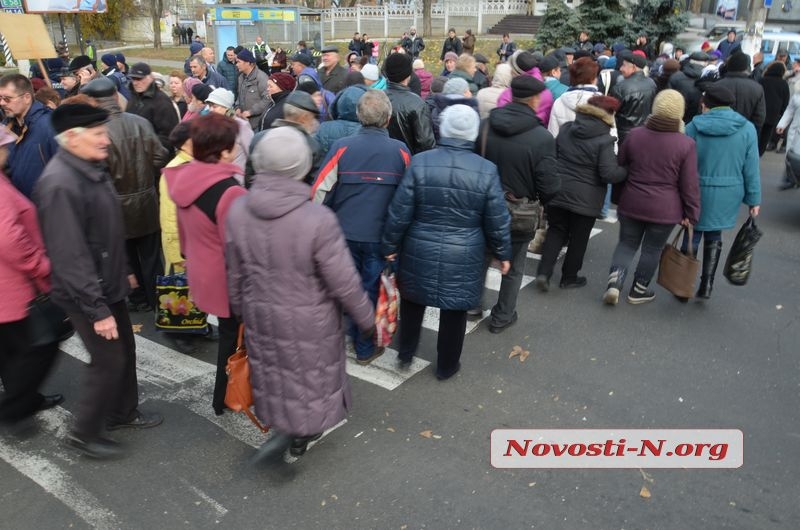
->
[356, 347, 385, 365]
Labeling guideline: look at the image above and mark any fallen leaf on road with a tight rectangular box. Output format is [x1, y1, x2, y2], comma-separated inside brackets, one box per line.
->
[432, 434, 442, 439]
[519, 350, 530, 362]
[509, 345, 522, 359]
[131, 324, 143, 333]
[419, 430, 433, 438]
[639, 485, 651, 499]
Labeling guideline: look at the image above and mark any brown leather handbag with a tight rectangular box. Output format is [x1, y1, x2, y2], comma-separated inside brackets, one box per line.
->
[225, 325, 269, 433]
[657, 226, 700, 299]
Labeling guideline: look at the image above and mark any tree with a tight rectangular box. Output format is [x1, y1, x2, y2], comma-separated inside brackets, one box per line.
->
[537, 0, 582, 50]
[423, 0, 432, 38]
[77, 0, 137, 40]
[151, 0, 163, 49]
[577, 0, 628, 46]
[628, 0, 690, 45]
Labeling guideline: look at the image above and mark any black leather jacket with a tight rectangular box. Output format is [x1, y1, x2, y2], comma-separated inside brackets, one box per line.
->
[610, 71, 657, 143]
[385, 82, 436, 155]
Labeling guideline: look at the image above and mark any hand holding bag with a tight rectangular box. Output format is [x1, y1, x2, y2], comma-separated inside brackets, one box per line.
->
[27, 293, 74, 348]
[723, 216, 763, 286]
[657, 225, 700, 299]
[225, 325, 269, 433]
[375, 266, 399, 347]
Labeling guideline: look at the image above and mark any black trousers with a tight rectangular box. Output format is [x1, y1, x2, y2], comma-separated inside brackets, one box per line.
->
[67, 300, 139, 440]
[536, 206, 597, 281]
[397, 299, 467, 377]
[0, 318, 60, 423]
[126, 232, 163, 308]
[212, 314, 239, 415]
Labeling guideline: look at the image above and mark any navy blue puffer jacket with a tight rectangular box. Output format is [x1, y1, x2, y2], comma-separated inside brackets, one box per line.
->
[382, 138, 511, 310]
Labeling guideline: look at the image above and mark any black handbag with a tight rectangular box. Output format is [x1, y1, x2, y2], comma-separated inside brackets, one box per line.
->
[27, 294, 74, 348]
[723, 216, 763, 286]
[504, 192, 541, 238]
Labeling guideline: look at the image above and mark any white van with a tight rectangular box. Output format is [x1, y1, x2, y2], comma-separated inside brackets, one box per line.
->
[758, 32, 800, 63]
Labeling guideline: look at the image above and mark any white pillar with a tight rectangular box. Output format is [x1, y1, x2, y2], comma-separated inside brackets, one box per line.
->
[384, 5, 389, 39]
[357, 5, 361, 34]
[330, 11, 335, 41]
[444, 3, 449, 35]
[477, 0, 483, 34]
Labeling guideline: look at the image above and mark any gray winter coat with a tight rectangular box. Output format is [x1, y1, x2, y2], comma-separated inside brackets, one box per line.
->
[225, 175, 374, 436]
[237, 67, 270, 130]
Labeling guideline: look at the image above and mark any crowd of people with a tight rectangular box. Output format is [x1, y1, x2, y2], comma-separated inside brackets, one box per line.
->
[0, 26, 776, 462]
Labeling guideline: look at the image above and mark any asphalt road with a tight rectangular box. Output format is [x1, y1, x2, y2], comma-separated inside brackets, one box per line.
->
[1, 152, 798, 530]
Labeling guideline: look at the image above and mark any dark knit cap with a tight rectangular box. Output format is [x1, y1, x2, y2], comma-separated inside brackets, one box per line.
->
[703, 84, 735, 108]
[538, 54, 559, 73]
[189, 42, 203, 55]
[237, 49, 256, 64]
[69, 55, 92, 72]
[384, 53, 413, 83]
[290, 52, 312, 66]
[114, 53, 126, 64]
[80, 76, 117, 98]
[51, 103, 109, 134]
[100, 53, 117, 68]
[511, 76, 546, 99]
[726, 52, 750, 73]
[191, 83, 213, 102]
[269, 72, 296, 92]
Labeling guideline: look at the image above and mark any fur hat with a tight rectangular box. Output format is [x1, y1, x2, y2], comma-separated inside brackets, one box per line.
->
[651, 89, 685, 121]
[51, 103, 109, 134]
[384, 53, 413, 83]
[439, 104, 480, 142]
[250, 126, 311, 180]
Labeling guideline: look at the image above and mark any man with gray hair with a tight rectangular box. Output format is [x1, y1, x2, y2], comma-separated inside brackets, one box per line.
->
[34, 103, 163, 459]
[311, 90, 411, 365]
[188, 54, 228, 89]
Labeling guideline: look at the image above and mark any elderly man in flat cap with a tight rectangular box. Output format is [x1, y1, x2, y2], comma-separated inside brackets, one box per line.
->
[235, 49, 270, 130]
[319, 45, 348, 95]
[34, 103, 163, 460]
[81, 77, 169, 314]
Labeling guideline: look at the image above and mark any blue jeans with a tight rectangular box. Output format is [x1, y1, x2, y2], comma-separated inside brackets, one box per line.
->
[600, 184, 612, 217]
[346, 241, 384, 359]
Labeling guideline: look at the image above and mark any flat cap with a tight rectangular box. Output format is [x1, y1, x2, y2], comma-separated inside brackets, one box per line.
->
[80, 76, 117, 98]
[538, 54, 560, 73]
[689, 51, 710, 62]
[510, 76, 546, 99]
[474, 53, 488, 64]
[321, 45, 339, 53]
[285, 90, 320, 115]
[619, 50, 647, 69]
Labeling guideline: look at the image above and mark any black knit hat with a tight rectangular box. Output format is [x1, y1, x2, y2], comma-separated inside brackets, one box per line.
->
[384, 53, 413, 83]
[511, 76, 546, 99]
[703, 84, 735, 108]
[726, 52, 750, 73]
[51, 103, 109, 134]
[191, 83, 213, 102]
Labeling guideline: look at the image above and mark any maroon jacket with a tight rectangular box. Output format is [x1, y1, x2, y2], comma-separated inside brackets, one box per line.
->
[617, 126, 701, 225]
[225, 175, 373, 436]
[0, 174, 50, 323]
[164, 160, 246, 317]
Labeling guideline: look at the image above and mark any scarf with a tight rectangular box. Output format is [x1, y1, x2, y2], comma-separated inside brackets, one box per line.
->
[645, 114, 684, 133]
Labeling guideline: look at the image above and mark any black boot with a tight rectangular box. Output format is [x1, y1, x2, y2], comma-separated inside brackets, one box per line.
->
[696, 240, 723, 299]
[250, 431, 292, 465]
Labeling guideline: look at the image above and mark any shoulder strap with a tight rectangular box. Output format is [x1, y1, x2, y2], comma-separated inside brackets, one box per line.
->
[601, 70, 612, 96]
[193, 177, 239, 224]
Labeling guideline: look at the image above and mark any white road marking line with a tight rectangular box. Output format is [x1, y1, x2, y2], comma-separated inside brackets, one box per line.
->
[179, 479, 229, 517]
[0, 436, 121, 530]
[344, 344, 429, 390]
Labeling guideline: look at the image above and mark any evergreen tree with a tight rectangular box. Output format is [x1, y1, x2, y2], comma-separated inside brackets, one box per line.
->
[628, 0, 690, 45]
[537, 0, 583, 50]
[577, 0, 628, 46]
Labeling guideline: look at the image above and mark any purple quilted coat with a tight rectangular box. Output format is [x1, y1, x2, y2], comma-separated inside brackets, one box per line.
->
[225, 175, 374, 436]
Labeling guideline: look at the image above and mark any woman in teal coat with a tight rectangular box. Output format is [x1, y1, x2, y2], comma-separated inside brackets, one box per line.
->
[685, 85, 761, 299]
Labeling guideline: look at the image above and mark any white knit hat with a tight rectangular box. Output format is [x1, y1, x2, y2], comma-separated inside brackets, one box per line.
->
[439, 104, 479, 142]
[205, 88, 235, 109]
[361, 63, 380, 82]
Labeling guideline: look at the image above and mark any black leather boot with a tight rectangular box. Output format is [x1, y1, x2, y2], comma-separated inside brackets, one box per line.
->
[697, 240, 723, 299]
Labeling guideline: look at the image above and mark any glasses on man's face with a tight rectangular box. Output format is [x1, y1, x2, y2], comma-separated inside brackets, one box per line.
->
[0, 94, 22, 103]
